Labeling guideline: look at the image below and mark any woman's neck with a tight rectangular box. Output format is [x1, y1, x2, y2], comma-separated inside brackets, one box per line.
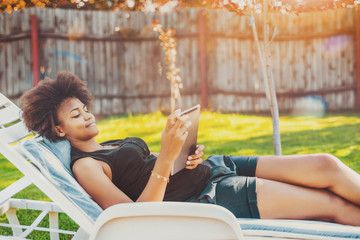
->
[69, 138, 103, 152]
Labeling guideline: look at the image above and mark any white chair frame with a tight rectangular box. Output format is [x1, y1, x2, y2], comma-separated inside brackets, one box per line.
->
[2, 92, 360, 240]
[0, 93, 244, 240]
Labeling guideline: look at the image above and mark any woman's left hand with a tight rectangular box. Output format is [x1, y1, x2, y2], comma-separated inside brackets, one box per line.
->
[185, 145, 204, 169]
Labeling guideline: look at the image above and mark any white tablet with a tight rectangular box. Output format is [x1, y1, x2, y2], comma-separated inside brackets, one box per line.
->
[171, 105, 201, 175]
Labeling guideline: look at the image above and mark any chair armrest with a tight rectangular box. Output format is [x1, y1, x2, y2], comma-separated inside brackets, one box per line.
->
[90, 202, 244, 240]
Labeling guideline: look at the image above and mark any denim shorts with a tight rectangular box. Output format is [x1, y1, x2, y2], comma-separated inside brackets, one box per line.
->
[188, 155, 260, 218]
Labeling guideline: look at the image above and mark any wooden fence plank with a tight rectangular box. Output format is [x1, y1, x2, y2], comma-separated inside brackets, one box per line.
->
[6, 41, 13, 96]
[0, 11, 5, 36]
[0, 42, 6, 95]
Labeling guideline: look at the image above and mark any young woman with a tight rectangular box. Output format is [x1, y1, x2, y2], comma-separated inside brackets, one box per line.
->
[21, 71, 360, 226]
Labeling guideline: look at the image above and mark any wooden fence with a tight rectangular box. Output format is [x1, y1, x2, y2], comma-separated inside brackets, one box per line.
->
[0, 7, 358, 114]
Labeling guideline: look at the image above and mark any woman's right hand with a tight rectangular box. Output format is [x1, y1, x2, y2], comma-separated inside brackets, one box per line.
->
[158, 109, 192, 164]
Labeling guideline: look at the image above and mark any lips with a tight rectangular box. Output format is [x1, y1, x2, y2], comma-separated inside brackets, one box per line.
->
[86, 122, 96, 128]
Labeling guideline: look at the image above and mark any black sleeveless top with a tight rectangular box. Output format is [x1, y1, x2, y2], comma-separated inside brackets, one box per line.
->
[70, 137, 211, 201]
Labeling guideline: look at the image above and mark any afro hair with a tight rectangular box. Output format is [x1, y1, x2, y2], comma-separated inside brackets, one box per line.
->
[20, 71, 93, 141]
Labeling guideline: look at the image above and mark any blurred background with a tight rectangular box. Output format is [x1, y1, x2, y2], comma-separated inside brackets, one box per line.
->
[0, 1, 357, 117]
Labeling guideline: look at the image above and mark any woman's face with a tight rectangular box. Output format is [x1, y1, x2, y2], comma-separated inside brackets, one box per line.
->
[55, 97, 98, 142]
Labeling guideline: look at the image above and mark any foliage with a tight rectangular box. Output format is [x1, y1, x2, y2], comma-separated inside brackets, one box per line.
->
[152, 20, 183, 112]
[168, 0, 360, 13]
[215, 0, 360, 16]
[0, 0, 147, 13]
[2, 0, 360, 14]
[0, 0, 48, 13]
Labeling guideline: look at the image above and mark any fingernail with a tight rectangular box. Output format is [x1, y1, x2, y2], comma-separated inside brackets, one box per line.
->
[186, 161, 190, 165]
[188, 156, 192, 160]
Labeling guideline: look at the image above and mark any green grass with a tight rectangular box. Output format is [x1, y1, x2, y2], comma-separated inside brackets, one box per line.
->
[1, 112, 360, 239]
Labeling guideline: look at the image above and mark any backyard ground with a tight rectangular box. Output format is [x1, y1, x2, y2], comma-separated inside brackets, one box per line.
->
[1, 111, 360, 239]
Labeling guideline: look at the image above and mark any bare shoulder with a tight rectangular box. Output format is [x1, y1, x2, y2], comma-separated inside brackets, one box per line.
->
[72, 156, 112, 181]
[72, 157, 102, 174]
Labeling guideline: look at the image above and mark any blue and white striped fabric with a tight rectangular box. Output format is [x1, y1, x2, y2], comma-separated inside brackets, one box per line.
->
[22, 136, 103, 221]
[238, 218, 360, 239]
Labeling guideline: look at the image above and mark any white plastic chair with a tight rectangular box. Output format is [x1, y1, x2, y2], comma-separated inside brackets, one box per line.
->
[0, 92, 244, 240]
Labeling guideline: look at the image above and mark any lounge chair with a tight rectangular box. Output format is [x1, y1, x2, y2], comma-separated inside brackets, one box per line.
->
[1, 92, 360, 240]
[0, 92, 242, 239]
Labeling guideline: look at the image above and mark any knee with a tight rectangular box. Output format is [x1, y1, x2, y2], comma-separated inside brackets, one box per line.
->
[313, 154, 342, 172]
[313, 154, 343, 186]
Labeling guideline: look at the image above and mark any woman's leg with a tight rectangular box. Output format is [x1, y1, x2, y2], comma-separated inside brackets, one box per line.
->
[255, 154, 360, 205]
[257, 178, 360, 226]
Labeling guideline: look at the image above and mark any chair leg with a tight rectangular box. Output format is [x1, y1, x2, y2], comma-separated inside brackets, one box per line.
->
[49, 211, 59, 240]
[5, 208, 23, 237]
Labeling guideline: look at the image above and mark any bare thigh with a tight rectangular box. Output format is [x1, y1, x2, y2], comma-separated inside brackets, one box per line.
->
[256, 178, 360, 226]
[256, 154, 339, 188]
[255, 154, 360, 205]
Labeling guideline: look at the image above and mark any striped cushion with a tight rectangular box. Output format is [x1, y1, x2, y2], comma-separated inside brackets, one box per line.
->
[238, 218, 360, 239]
[22, 136, 103, 221]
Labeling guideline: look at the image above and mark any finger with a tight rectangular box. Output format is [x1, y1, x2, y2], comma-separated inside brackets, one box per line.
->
[185, 165, 197, 169]
[169, 108, 181, 118]
[185, 160, 202, 169]
[188, 153, 203, 160]
[180, 120, 192, 132]
[173, 114, 190, 129]
[166, 109, 181, 129]
[186, 158, 203, 165]
[170, 109, 181, 121]
[195, 145, 205, 155]
[189, 151, 204, 160]
[173, 119, 191, 138]
[180, 131, 189, 141]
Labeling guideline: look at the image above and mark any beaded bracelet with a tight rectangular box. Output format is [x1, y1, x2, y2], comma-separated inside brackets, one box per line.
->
[151, 171, 169, 183]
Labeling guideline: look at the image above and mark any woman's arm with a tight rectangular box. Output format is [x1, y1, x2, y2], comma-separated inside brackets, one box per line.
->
[137, 109, 191, 201]
[73, 155, 172, 208]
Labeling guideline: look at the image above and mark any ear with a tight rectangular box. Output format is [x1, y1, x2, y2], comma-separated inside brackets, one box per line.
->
[54, 125, 65, 137]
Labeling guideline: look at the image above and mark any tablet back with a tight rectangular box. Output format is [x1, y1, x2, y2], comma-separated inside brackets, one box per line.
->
[171, 105, 200, 175]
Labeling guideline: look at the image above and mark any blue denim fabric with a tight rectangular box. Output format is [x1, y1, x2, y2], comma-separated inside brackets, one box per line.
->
[22, 136, 103, 221]
[189, 155, 260, 218]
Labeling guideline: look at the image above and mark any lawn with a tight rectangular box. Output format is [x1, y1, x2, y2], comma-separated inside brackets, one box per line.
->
[1, 112, 360, 239]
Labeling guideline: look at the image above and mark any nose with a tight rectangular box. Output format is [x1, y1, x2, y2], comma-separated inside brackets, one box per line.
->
[84, 111, 93, 120]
